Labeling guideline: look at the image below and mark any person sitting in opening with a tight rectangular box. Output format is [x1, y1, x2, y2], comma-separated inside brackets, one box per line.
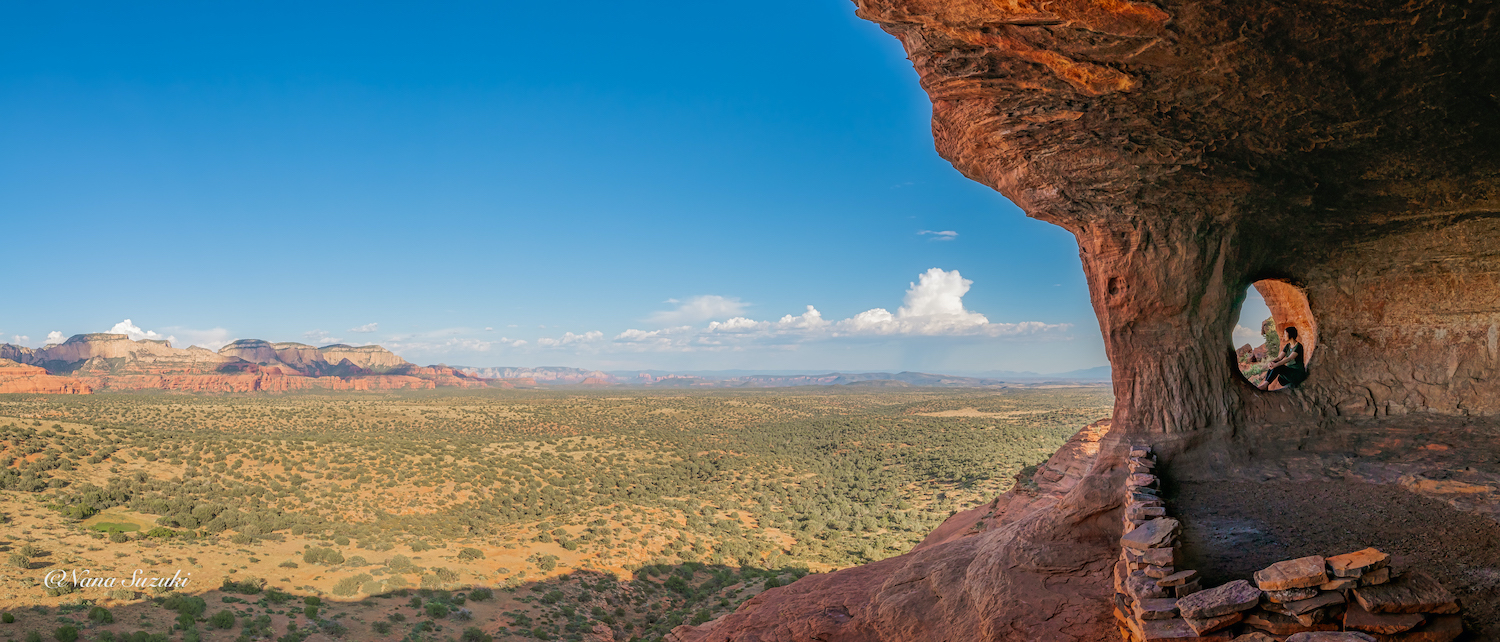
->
[1258, 325, 1308, 390]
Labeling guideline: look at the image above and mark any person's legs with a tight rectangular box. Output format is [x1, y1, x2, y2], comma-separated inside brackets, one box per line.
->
[1259, 366, 1289, 391]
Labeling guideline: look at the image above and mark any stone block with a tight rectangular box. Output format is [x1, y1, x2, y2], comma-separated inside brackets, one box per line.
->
[1255, 556, 1329, 591]
[1320, 577, 1357, 591]
[1185, 611, 1243, 635]
[1174, 579, 1202, 598]
[1352, 571, 1459, 615]
[1242, 609, 1340, 636]
[1156, 569, 1197, 587]
[1139, 618, 1234, 641]
[1134, 597, 1181, 621]
[1327, 547, 1389, 578]
[1122, 518, 1180, 550]
[1359, 567, 1390, 586]
[1145, 565, 1175, 579]
[1129, 571, 1173, 601]
[1265, 587, 1319, 603]
[1176, 580, 1262, 619]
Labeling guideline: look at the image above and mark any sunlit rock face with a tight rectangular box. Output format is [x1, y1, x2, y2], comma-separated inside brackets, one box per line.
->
[677, 0, 1499, 639]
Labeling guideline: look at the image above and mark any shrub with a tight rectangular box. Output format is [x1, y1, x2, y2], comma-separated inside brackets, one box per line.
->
[372, 621, 392, 634]
[459, 626, 493, 642]
[424, 602, 448, 618]
[87, 606, 114, 624]
[304, 596, 321, 607]
[303, 605, 318, 619]
[457, 547, 484, 561]
[468, 587, 493, 601]
[110, 531, 130, 543]
[208, 610, 235, 629]
[1, 611, 13, 623]
[54, 625, 79, 642]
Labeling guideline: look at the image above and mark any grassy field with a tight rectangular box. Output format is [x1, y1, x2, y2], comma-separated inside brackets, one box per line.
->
[0, 387, 1111, 641]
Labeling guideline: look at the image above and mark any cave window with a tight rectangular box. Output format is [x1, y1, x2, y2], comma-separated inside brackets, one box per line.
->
[1232, 280, 1316, 390]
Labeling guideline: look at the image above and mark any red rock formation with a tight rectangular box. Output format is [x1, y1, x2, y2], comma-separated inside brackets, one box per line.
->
[680, 0, 1500, 639]
[0, 359, 92, 394]
[0, 335, 491, 393]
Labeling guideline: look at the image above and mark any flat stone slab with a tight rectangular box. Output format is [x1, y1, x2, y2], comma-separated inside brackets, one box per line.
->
[1231, 634, 1278, 642]
[1185, 611, 1243, 635]
[1327, 547, 1389, 578]
[1130, 473, 1160, 488]
[1157, 569, 1197, 587]
[1358, 567, 1389, 586]
[1255, 556, 1328, 591]
[1264, 587, 1319, 603]
[1343, 598, 1425, 635]
[1279, 590, 1345, 616]
[1144, 565, 1176, 579]
[1320, 577, 1357, 591]
[1140, 618, 1234, 641]
[1135, 597, 1181, 620]
[1177, 580, 1262, 619]
[1352, 571, 1459, 614]
[1242, 609, 1339, 637]
[1284, 633, 1377, 642]
[1122, 518, 1180, 550]
[1128, 571, 1173, 601]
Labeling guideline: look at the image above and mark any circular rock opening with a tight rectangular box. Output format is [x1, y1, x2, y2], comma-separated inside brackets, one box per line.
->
[1231, 280, 1316, 390]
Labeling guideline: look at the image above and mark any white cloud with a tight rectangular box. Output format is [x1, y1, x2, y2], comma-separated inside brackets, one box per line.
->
[537, 331, 604, 347]
[610, 268, 1069, 352]
[14, 335, 33, 346]
[303, 330, 342, 345]
[1233, 324, 1264, 347]
[647, 295, 747, 325]
[349, 323, 379, 333]
[109, 319, 174, 343]
[44, 331, 65, 346]
[919, 230, 958, 241]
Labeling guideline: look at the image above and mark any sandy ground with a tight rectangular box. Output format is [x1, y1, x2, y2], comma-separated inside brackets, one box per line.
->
[1171, 480, 1500, 640]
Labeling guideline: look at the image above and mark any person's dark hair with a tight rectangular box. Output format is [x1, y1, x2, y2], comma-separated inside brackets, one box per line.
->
[1285, 326, 1299, 340]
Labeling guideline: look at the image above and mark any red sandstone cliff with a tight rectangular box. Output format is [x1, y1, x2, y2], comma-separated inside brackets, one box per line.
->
[0, 359, 92, 394]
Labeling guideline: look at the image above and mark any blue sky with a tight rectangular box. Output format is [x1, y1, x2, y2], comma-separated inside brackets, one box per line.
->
[1, 0, 1118, 374]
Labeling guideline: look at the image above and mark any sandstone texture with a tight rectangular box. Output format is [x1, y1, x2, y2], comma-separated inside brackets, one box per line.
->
[676, 0, 1500, 638]
[0, 359, 92, 394]
[0, 335, 491, 394]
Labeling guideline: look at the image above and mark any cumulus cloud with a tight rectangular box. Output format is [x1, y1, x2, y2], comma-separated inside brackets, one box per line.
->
[537, 331, 604, 347]
[1233, 324, 1264, 347]
[349, 323, 379, 333]
[44, 331, 65, 346]
[110, 319, 173, 343]
[303, 330, 342, 345]
[647, 295, 747, 325]
[13, 335, 33, 346]
[919, 230, 958, 241]
[610, 268, 1069, 352]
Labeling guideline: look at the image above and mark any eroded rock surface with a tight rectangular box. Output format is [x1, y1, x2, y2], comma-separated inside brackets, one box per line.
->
[678, 0, 1499, 639]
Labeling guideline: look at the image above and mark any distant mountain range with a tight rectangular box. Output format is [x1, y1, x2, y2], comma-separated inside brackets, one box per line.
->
[0, 334, 491, 394]
[456, 365, 1113, 388]
[0, 333, 1110, 395]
